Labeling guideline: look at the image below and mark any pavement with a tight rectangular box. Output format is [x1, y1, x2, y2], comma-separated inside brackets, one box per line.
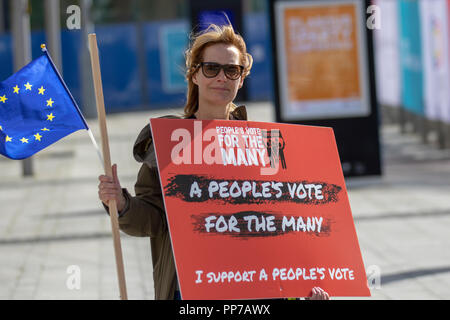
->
[1, 101, 450, 300]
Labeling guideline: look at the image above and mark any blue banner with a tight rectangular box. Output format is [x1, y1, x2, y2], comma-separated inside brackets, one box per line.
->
[398, 0, 424, 116]
[0, 17, 274, 112]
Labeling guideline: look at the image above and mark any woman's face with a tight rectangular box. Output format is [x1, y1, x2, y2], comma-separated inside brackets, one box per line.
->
[193, 43, 244, 108]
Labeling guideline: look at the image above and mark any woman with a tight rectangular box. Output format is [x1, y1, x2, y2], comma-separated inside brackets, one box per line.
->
[98, 23, 329, 300]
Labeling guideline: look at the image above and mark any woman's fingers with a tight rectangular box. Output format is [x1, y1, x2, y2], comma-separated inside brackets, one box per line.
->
[309, 287, 330, 300]
[98, 170, 121, 203]
[98, 165, 126, 211]
[98, 185, 120, 202]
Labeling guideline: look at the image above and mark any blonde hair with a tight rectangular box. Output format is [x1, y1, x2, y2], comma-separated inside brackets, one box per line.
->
[183, 24, 253, 118]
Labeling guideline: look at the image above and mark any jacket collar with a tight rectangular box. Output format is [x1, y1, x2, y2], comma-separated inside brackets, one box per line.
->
[188, 104, 248, 121]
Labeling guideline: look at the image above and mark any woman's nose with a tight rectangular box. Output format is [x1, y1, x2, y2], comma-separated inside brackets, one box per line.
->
[216, 68, 227, 81]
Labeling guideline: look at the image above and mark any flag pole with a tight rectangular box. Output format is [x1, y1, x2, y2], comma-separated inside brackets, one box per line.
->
[87, 33, 128, 300]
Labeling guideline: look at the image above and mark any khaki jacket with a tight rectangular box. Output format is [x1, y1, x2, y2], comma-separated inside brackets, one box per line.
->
[114, 105, 248, 300]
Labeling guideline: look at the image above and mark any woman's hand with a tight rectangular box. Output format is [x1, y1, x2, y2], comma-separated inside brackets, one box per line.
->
[307, 287, 330, 300]
[98, 164, 126, 212]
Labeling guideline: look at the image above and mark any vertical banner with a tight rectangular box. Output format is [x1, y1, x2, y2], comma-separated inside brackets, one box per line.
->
[274, 0, 370, 120]
[398, 0, 424, 116]
[373, 0, 401, 108]
[420, 0, 450, 122]
[150, 118, 370, 300]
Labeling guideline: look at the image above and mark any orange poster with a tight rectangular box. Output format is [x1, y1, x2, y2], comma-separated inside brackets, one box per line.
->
[275, 0, 370, 120]
[150, 118, 370, 299]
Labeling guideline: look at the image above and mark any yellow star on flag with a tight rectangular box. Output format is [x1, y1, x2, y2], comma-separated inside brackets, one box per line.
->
[38, 86, 46, 95]
[0, 125, 2, 131]
[20, 137, 29, 144]
[34, 133, 42, 141]
[46, 98, 54, 107]
[13, 85, 20, 94]
[0, 95, 7, 103]
[41, 128, 50, 131]
[47, 113, 55, 121]
[24, 82, 32, 90]
[5, 135, 12, 142]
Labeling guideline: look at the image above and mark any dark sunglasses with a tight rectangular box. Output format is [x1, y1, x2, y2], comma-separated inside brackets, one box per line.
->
[196, 62, 244, 80]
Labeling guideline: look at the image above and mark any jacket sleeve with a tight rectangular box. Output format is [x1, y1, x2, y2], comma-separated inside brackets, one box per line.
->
[103, 120, 179, 237]
[117, 163, 167, 238]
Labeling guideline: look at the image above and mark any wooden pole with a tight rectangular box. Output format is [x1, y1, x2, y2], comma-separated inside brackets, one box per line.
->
[11, 0, 33, 176]
[88, 33, 128, 300]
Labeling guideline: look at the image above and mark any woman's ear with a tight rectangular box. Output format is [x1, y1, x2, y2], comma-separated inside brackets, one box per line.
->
[192, 72, 198, 85]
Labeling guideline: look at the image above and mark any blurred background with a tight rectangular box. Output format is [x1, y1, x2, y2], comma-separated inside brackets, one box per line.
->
[0, 0, 449, 151]
[1, 0, 450, 300]
[2, 0, 449, 176]
[0, 0, 273, 114]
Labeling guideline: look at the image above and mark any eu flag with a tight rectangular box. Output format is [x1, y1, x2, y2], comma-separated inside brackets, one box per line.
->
[0, 48, 88, 160]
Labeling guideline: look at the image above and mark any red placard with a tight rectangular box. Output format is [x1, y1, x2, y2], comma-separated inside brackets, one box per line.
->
[150, 118, 370, 299]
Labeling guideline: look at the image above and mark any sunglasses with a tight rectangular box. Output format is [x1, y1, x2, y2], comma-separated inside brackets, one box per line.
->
[196, 62, 244, 80]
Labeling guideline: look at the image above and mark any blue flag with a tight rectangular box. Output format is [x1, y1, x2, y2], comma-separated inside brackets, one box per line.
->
[0, 48, 88, 160]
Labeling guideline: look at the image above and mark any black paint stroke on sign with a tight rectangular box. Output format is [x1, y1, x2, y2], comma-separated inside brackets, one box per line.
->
[191, 211, 332, 239]
[164, 174, 342, 205]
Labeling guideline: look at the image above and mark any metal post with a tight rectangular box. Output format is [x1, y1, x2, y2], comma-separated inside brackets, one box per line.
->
[436, 120, 445, 149]
[44, 0, 62, 73]
[135, 1, 149, 107]
[445, 123, 450, 149]
[0, 0, 5, 34]
[11, 0, 33, 176]
[80, 0, 96, 118]
[399, 106, 406, 134]
[420, 117, 428, 144]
